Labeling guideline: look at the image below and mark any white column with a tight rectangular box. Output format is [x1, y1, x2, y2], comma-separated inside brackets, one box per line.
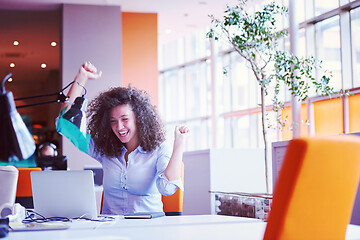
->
[62, 4, 122, 170]
[210, 38, 218, 148]
[289, 0, 301, 138]
[339, 9, 352, 134]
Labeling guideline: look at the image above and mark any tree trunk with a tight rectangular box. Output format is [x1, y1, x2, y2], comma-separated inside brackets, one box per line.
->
[260, 85, 269, 193]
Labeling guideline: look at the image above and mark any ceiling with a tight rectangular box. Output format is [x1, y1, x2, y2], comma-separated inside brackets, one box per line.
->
[0, 0, 247, 88]
[0, 9, 60, 86]
[0, 0, 243, 43]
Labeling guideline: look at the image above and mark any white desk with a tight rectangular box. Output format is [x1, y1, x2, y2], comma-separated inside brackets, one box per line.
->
[6, 215, 360, 240]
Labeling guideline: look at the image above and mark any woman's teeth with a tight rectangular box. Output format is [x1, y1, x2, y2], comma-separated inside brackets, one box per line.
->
[119, 130, 128, 136]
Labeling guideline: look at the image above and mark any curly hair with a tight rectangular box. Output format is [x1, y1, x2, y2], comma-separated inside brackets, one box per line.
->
[87, 86, 166, 157]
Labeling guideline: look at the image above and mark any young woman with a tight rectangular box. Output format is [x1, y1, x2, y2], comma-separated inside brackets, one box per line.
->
[58, 62, 190, 215]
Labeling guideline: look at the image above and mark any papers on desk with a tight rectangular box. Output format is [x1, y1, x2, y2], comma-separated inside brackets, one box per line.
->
[9, 222, 69, 232]
[124, 212, 165, 219]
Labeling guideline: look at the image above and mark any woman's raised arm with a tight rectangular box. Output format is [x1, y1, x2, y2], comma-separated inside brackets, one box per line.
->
[60, 61, 102, 112]
[164, 125, 191, 181]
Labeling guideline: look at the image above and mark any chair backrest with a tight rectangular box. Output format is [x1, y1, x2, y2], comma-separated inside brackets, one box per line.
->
[16, 167, 42, 208]
[264, 136, 360, 240]
[100, 162, 184, 215]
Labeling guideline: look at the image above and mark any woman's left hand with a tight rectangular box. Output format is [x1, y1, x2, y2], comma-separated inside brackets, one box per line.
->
[165, 125, 191, 181]
[174, 125, 191, 144]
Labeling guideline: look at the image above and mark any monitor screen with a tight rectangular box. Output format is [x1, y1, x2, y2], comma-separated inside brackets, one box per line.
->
[83, 166, 103, 186]
[36, 156, 67, 170]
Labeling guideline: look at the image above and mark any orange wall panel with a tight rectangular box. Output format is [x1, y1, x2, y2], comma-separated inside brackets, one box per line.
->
[313, 98, 343, 136]
[281, 104, 309, 140]
[349, 93, 360, 133]
[122, 12, 158, 105]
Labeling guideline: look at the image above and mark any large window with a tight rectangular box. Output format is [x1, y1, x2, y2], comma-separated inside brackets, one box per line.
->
[315, 16, 342, 90]
[314, 0, 339, 16]
[351, 7, 360, 87]
[159, 0, 360, 152]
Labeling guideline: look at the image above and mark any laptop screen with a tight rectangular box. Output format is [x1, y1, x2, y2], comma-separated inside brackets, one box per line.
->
[30, 170, 98, 219]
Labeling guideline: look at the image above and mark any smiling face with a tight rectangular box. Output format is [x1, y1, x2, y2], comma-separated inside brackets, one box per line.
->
[110, 104, 139, 152]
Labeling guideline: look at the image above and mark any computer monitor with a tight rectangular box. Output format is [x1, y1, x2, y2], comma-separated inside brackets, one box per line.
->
[83, 166, 103, 186]
[36, 155, 67, 170]
[271, 140, 289, 189]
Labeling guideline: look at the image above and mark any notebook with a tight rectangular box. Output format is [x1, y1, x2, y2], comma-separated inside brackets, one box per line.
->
[30, 170, 98, 220]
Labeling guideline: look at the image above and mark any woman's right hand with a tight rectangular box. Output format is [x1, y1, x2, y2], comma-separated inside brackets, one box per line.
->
[60, 62, 102, 112]
[77, 61, 102, 84]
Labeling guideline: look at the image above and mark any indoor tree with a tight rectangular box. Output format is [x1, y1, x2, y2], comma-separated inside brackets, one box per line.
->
[207, 0, 334, 193]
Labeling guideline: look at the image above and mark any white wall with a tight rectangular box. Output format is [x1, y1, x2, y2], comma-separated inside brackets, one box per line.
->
[182, 148, 266, 215]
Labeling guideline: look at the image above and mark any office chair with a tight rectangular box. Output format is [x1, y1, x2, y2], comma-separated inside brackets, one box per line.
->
[264, 136, 360, 240]
[100, 162, 184, 215]
[15, 167, 42, 209]
[162, 162, 184, 216]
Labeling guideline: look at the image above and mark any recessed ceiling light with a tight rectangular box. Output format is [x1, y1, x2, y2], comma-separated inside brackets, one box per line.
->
[13, 41, 19, 46]
[10, 63, 15, 68]
[8, 77, 13, 82]
[51, 41, 57, 47]
[165, 29, 172, 34]
[199, 1, 207, 4]
[41, 63, 47, 69]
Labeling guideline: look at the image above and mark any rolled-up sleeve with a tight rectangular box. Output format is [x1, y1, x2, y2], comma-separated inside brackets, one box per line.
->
[155, 143, 184, 196]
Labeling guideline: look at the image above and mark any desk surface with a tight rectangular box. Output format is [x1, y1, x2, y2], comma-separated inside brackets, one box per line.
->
[7, 215, 360, 240]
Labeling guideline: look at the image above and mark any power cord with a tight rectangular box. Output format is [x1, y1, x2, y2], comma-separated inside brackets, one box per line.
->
[22, 210, 70, 223]
[22, 209, 114, 223]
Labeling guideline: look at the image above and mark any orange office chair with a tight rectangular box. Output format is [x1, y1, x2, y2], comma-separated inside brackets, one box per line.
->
[100, 162, 184, 215]
[162, 162, 184, 216]
[264, 136, 360, 240]
[15, 167, 42, 209]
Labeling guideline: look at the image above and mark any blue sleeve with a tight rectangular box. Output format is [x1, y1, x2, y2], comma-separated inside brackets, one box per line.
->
[155, 142, 184, 196]
[87, 138, 103, 164]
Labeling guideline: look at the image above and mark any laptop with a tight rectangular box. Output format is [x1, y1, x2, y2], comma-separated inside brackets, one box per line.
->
[30, 170, 98, 220]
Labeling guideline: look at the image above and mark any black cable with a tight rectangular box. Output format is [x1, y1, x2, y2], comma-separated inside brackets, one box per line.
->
[22, 210, 114, 223]
[60, 80, 87, 97]
[22, 210, 70, 223]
